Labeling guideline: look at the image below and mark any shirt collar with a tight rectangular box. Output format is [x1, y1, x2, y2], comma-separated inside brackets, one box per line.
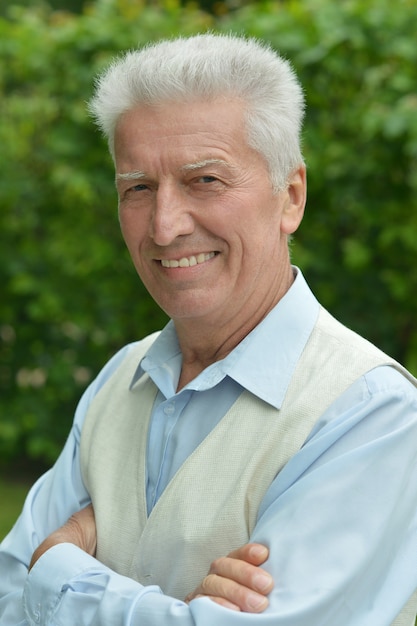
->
[131, 268, 319, 408]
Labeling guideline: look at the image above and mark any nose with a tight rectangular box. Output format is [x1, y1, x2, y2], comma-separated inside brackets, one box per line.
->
[149, 183, 195, 246]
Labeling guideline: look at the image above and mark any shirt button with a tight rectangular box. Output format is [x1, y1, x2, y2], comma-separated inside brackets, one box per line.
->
[163, 402, 175, 416]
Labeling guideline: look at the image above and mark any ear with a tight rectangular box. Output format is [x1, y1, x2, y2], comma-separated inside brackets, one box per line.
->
[280, 165, 306, 235]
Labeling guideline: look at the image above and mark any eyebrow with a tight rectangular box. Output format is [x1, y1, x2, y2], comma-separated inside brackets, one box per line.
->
[180, 158, 229, 172]
[115, 170, 146, 182]
[115, 159, 231, 183]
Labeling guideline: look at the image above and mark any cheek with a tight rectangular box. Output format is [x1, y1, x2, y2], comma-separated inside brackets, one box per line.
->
[119, 208, 146, 246]
[119, 218, 134, 253]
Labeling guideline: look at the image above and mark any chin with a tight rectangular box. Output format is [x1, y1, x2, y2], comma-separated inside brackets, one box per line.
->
[153, 289, 221, 320]
[162, 301, 220, 322]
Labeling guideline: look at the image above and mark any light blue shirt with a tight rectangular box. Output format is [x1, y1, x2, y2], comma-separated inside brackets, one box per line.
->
[1, 269, 417, 625]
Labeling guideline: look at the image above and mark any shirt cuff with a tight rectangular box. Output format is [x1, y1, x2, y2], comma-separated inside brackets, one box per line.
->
[23, 543, 107, 623]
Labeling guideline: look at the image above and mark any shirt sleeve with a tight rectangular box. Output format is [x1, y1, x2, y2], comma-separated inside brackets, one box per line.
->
[3, 366, 417, 626]
[0, 411, 89, 626]
[0, 344, 137, 625]
[250, 366, 417, 624]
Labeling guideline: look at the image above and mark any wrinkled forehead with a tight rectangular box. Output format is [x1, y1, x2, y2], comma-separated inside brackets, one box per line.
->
[109, 95, 251, 155]
[113, 97, 252, 162]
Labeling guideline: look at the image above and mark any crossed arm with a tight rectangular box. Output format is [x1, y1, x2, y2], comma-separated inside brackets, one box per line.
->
[3, 367, 417, 624]
[29, 504, 273, 613]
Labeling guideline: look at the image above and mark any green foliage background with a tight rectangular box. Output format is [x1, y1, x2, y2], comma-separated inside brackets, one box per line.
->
[1, 0, 417, 466]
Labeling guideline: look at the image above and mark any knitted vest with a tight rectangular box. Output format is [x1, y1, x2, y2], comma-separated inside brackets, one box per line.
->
[80, 308, 417, 624]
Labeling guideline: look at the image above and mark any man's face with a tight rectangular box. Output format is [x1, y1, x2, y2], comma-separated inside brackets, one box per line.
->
[114, 98, 305, 329]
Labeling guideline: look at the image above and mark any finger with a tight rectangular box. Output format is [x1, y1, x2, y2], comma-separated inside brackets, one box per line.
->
[198, 573, 269, 613]
[187, 593, 241, 611]
[210, 556, 273, 593]
[226, 543, 269, 566]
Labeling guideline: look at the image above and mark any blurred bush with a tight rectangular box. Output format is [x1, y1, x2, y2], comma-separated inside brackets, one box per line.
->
[1, 0, 416, 466]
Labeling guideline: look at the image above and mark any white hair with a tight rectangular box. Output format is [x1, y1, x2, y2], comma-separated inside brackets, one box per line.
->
[89, 33, 305, 190]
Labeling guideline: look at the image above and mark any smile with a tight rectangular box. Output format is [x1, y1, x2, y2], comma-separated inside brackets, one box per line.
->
[160, 252, 216, 268]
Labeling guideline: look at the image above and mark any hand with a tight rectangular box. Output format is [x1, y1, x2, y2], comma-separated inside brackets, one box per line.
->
[185, 543, 273, 612]
[29, 504, 97, 571]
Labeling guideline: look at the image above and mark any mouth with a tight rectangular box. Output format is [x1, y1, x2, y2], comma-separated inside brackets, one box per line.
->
[160, 252, 217, 268]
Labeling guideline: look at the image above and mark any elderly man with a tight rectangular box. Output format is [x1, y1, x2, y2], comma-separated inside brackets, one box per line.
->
[1, 34, 417, 626]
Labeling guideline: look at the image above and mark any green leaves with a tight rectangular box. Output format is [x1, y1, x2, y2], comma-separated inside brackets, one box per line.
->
[1, 0, 417, 466]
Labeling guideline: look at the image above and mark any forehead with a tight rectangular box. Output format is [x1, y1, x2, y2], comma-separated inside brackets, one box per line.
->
[116, 96, 246, 130]
[113, 97, 254, 171]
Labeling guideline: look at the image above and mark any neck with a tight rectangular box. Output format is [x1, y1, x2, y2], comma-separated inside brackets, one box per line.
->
[174, 265, 295, 390]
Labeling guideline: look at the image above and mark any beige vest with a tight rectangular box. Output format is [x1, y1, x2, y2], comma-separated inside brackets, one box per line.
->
[80, 308, 417, 624]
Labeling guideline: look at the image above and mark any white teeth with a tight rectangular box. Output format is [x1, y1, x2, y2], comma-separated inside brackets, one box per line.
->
[161, 252, 215, 268]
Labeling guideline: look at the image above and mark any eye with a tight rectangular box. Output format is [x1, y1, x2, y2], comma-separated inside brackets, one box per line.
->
[118, 181, 151, 203]
[197, 175, 217, 184]
[130, 183, 149, 192]
[190, 174, 226, 195]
